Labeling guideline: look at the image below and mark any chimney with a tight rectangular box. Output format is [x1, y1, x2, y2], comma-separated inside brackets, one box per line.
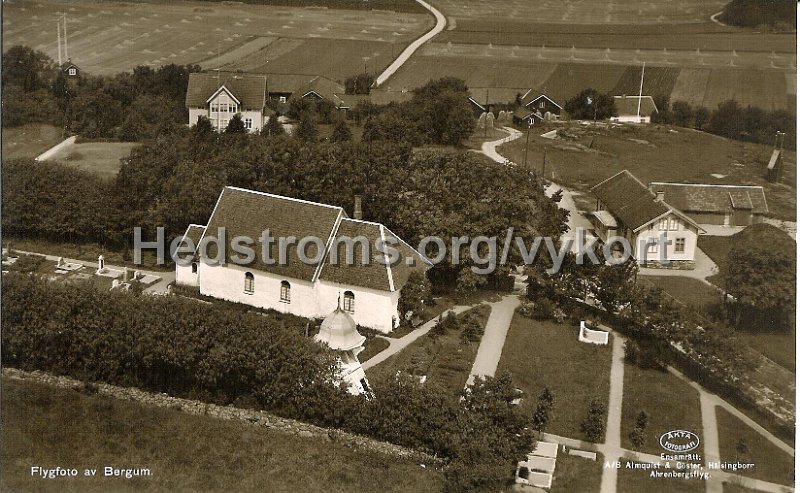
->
[655, 190, 665, 202]
[353, 195, 362, 220]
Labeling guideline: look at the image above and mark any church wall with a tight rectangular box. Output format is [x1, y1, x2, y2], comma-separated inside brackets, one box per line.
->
[315, 280, 399, 334]
[175, 261, 199, 287]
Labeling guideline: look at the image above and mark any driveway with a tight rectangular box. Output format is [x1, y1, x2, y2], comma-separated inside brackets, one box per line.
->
[464, 295, 520, 388]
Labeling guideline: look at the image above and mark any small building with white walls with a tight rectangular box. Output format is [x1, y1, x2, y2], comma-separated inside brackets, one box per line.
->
[175, 187, 430, 333]
[610, 95, 658, 124]
[315, 305, 371, 395]
[589, 170, 704, 268]
[185, 72, 269, 133]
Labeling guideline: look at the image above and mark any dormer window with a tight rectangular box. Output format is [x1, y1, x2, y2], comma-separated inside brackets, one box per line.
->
[68, 68, 76, 76]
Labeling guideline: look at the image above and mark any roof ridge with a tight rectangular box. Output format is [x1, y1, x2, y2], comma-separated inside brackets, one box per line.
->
[650, 182, 765, 190]
[224, 186, 344, 210]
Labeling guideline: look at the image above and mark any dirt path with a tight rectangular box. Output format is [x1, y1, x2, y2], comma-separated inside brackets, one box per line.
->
[599, 333, 625, 493]
[374, 0, 447, 86]
[464, 295, 520, 388]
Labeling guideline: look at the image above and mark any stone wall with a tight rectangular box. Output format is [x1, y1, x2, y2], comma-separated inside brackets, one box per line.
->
[3, 367, 439, 465]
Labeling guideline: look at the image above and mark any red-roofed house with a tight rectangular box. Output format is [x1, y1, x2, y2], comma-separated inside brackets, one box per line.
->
[590, 170, 704, 267]
[186, 72, 268, 133]
[176, 187, 430, 333]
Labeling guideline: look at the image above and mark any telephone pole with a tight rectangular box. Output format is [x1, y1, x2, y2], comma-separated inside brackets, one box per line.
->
[523, 120, 532, 168]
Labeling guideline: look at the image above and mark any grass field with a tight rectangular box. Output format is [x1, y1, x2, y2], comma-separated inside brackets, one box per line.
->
[498, 123, 797, 221]
[548, 452, 604, 493]
[715, 407, 795, 486]
[366, 304, 491, 399]
[723, 484, 761, 493]
[3, 0, 431, 79]
[638, 276, 722, 317]
[47, 142, 140, 180]
[2, 124, 63, 160]
[0, 376, 445, 493]
[496, 314, 612, 440]
[617, 462, 705, 493]
[621, 363, 702, 455]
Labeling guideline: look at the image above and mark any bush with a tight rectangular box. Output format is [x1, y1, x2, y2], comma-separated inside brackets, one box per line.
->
[580, 398, 607, 442]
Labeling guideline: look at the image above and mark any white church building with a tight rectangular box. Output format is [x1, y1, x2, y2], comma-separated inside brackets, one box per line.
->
[175, 187, 430, 333]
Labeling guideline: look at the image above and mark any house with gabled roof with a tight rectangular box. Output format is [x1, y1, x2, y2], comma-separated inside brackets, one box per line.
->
[186, 72, 268, 133]
[589, 170, 705, 267]
[610, 95, 658, 123]
[175, 187, 430, 333]
[524, 94, 562, 119]
[648, 183, 769, 227]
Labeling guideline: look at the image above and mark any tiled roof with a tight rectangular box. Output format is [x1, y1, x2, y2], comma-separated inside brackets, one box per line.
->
[199, 187, 427, 291]
[613, 95, 658, 117]
[180, 224, 207, 253]
[590, 170, 670, 230]
[186, 72, 267, 110]
[648, 183, 769, 214]
[525, 94, 563, 110]
[203, 187, 342, 282]
[265, 73, 319, 94]
[291, 75, 345, 103]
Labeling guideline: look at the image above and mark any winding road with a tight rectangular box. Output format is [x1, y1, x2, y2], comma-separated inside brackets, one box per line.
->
[373, 0, 447, 87]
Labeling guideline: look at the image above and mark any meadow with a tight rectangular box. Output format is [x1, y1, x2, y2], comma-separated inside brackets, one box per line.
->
[1, 123, 62, 160]
[47, 142, 140, 181]
[3, 0, 431, 79]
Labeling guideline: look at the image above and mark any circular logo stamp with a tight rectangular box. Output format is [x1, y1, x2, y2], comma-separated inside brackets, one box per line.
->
[660, 430, 700, 453]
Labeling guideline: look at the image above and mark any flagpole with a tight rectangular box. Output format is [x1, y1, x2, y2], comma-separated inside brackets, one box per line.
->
[636, 61, 645, 119]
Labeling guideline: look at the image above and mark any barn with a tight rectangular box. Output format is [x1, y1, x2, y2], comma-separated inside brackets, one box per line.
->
[648, 182, 769, 227]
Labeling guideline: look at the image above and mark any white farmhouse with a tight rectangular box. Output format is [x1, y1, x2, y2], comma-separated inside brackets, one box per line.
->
[589, 170, 704, 268]
[176, 187, 430, 333]
[610, 95, 658, 124]
[185, 72, 269, 133]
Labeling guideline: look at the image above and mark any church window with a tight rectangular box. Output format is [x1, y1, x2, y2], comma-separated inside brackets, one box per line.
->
[244, 272, 254, 294]
[343, 291, 355, 313]
[280, 280, 291, 303]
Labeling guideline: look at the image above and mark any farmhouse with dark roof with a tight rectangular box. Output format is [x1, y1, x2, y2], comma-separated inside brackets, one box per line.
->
[648, 182, 769, 227]
[186, 72, 269, 132]
[590, 170, 704, 267]
[175, 187, 430, 333]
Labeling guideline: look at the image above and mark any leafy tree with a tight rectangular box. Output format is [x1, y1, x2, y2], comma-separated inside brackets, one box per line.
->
[119, 113, 146, 142]
[330, 117, 353, 142]
[593, 258, 638, 313]
[694, 106, 711, 130]
[564, 88, 617, 120]
[650, 94, 672, 123]
[225, 113, 247, 134]
[262, 115, 284, 137]
[1, 85, 61, 128]
[66, 92, 123, 138]
[671, 100, 695, 127]
[398, 270, 432, 324]
[532, 387, 555, 433]
[635, 410, 649, 429]
[629, 427, 646, 448]
[2, 45, 53, 92]
[581, 398, 607, 442]
[344, 73, 374, 94]
[295, 113, 319, 143]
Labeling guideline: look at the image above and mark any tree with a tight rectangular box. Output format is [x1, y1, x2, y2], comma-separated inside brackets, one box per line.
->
[532, 387, 555, 433]
[3, 45, 52, 92]
[119, 114, 146, 142]
[564, 88, 617, 120]
[295, 113, 319, 143]
[66, 92, 123, 138]
[709, 100, 744, 139]
[262, 115, 284, 137]
[398, 270, 432, 324]
[671, 100, 694, 127]
[413, 88, 475, 145]
[581, 398, 606, 442]
[344, 73, 374, 95]
[225, 113, 247, 134]
[593, 258, 638, 313]
[330, 117, 353, 143]
[650, 94, 672, 124]
[694, 106, 711, 130]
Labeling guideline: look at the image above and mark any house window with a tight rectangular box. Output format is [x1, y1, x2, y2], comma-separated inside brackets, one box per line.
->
[244, 272, 255, 294]
[658, 218, 668, 231]
[280, 280, 291, 303]
[539, 101, 545, 109]
[211, 103, 218, 112]
[191, 262, 198, 274]
[245, 118, 252, 130]
[68, 68, 76, 76]
[675, 238, 686, 253]
[279, 96, 287, 103]
[360, 378, 371, 394]
[343, 291, 355, 314]
[647, 240, 658, 254]
[668, 218, 678, 231]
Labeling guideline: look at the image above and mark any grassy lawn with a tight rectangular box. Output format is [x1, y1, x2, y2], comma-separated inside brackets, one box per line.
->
[715, 407, 795, 486]
[498, 123, 796, 221]
[549, 453, 604, 493]
[366, 304, 491, 399]
[359, 336, 391, 363]
[2, 124, 63, 160]
[0, 376, 445, 493]
[463, 126, 511, 150]
[617, 462, 705, 493]
[621, 363, 702, 455]
[638, 276, 722, 316]
[697, 236, 733, 291]
[496, 314, 612, 440]
[48, 142, 140, 180]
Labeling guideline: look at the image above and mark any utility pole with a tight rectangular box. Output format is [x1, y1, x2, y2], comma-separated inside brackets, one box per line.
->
[541, 147, 547, 178]
[523, 120, 532, 168]
[57, 19, 62, 66]
[484, 88, 489, 137]
[63, 14, 68, 61]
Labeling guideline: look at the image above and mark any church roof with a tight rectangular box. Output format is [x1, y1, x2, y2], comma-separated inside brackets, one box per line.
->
[195, 187, 429, 291]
